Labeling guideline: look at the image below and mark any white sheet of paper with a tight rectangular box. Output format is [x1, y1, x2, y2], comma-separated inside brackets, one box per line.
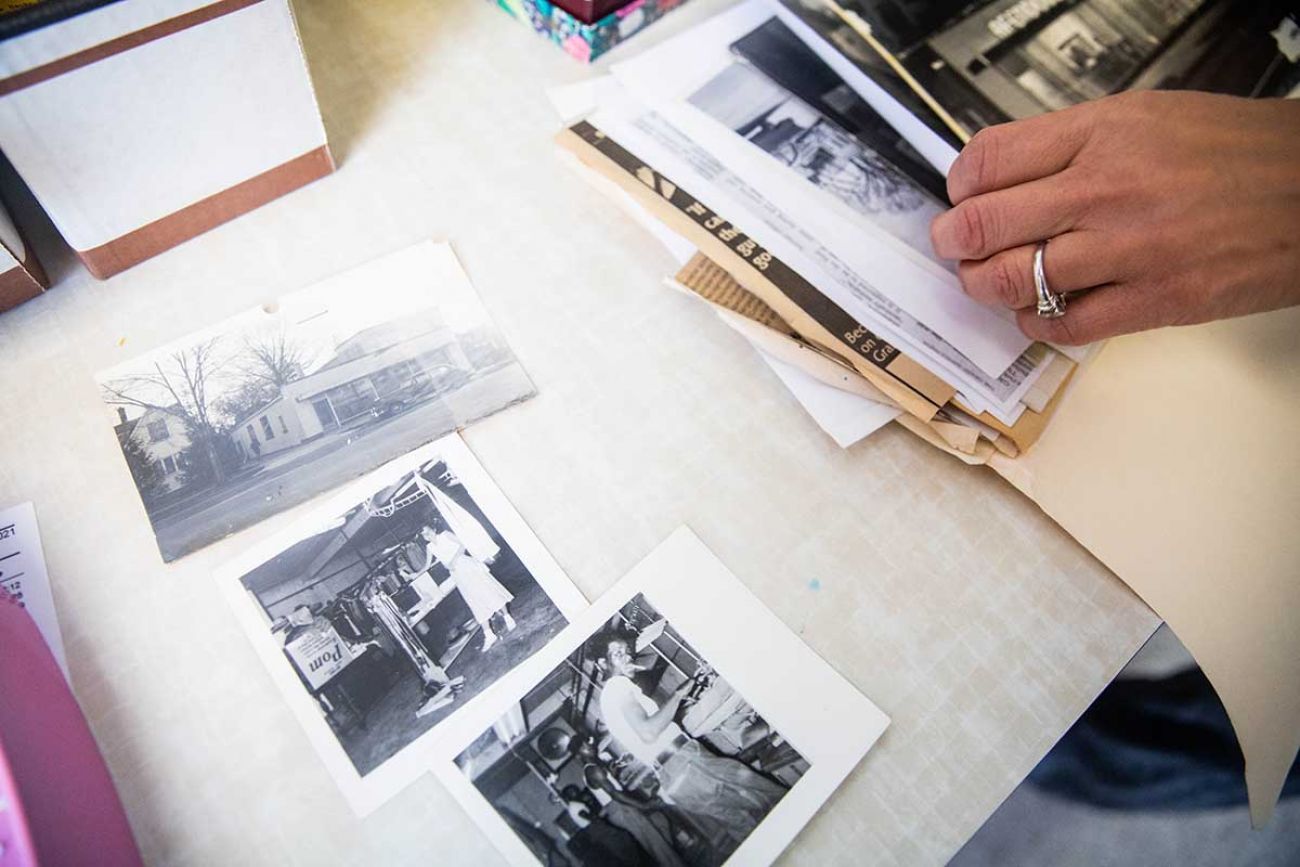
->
[550, 81, 698, 267]
[554, 90, 893, 449]
[548, 72, 1034, 432]
[584, 88, 1043, 421]
[0, 501, 67, 679]
[432, 526, 889, 867]
[758, 351, 901, 447]
[546, 79, 600, 125]
[609, 1, 1030, 378]
[768, 0, 959, 174]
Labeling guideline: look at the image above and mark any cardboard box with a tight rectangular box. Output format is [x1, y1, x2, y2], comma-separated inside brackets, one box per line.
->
[0, 0, 333, 279]
[490, 0, 691, 63]
[0, 192, 46, 311]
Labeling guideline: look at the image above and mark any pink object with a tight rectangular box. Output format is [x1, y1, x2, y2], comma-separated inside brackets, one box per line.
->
[0, 591, 142, 867]
[561, 34, 592, 62]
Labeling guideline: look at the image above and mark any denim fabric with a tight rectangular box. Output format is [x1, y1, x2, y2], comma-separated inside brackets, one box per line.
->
[1030, 668, 1300, 810]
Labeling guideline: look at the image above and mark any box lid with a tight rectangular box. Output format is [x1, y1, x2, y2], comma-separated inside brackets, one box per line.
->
[0, 0, 121, 41]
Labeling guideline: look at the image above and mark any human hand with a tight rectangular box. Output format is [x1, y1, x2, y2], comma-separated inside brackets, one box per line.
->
[929, 92, 1300, 345]
[674, 677, 699, 704]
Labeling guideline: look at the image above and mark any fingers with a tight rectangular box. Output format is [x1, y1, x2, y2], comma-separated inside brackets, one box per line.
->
[1016, 283, 1169, 345]
[946, 106, 1093, 205]
[957, 232, 1111, 310]
[931, 172, 1087, 261]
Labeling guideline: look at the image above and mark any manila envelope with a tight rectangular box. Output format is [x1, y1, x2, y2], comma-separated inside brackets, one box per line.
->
[989, 305, 1300, 827]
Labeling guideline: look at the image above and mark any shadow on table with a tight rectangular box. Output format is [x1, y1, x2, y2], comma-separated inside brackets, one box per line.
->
[293, 0, 461, 166]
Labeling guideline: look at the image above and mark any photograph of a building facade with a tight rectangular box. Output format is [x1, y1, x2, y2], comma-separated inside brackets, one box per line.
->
[101, 243, 534, 561]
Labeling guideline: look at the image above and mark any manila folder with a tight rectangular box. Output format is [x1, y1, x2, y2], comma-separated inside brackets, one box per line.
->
[990, 305, 1300, 826]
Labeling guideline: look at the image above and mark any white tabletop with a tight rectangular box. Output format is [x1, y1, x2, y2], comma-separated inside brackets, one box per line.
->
[0, 0, 1158, 863]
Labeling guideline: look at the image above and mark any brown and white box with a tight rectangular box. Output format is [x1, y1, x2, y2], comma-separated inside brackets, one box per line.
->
[0, 193, 46, 311]
[0, 0, 333, 280]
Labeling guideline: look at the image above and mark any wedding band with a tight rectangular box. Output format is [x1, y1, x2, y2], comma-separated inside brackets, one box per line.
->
[1033, 240, 1066, 319]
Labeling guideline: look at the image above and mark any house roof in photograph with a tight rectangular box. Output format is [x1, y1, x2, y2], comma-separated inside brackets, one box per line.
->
[114, 417, 139, 440]
[316, 309, 448, 374]
[113, 405, 182, 441]
[239, 498, 415, 599]
[232, 394, 286, 432]
[229, 310, 455, 428]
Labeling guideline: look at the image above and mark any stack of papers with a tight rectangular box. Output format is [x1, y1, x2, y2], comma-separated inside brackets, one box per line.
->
[551, 0, 1087, 456]
[551, 2, 1300, 828]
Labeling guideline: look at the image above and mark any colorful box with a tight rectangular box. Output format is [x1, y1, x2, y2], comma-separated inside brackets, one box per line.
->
[491, 0, 690, 63]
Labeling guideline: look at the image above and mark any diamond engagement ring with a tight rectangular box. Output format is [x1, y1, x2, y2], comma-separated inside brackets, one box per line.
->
[1033, 240, 1067, 319]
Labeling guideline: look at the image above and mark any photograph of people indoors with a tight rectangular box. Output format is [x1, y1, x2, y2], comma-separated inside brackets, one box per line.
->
[454, 593, 808, 866]
[235, 455, 568, 776]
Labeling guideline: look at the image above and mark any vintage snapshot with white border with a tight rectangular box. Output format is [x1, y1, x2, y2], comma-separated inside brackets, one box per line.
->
[98, 241, 533, 561]
[215, 434, 586, 815]
[434, 527, 888, 866]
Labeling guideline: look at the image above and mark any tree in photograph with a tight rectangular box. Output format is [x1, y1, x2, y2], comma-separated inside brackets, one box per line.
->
[100, 337, 233, 489]
[237, 330, 316, 389]
[216, 330, 319, 426]
[177, 429, 245, 489]
[214, 378, 281, 429]
[118, 431, 165, 501]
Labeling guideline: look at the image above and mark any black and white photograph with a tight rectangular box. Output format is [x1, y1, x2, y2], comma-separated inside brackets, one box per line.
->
[778, 0, 1299, 141]
[98, 241, 534, 561]
[435, 528, 889, 867]
[454, 592, 809, 867]
[684, 21, 944, 261]
[216, 434, 586, 814]
[726, 16, 948, 203]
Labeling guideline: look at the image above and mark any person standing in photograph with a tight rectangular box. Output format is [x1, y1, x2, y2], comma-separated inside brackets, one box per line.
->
[410, 519, 516, 651]
[592, 628, 787, 857]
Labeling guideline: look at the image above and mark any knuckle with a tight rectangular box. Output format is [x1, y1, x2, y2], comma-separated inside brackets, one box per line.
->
[1106, 89, 1155, 119]
[1060, 162, 1099, 198]
[1154, 278, 1200, 327]
[956, 201, 993, 258]
[990, 255, 1024, 307]
[956, 259, 979, 294]
[1049, 314, 1088, 346]
[1060, 177, 1103, 228]
[1031, 305, 1091, 345]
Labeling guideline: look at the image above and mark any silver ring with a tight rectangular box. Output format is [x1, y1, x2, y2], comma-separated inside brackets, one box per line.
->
[1033, 240, 1066, 319]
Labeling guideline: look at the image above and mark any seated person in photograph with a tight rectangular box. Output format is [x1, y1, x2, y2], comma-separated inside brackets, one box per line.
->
[404, 515, 516, 652]
[580, 761, 689, 867]
[591, 628, 787, 857]
[559, 784, 654, 867]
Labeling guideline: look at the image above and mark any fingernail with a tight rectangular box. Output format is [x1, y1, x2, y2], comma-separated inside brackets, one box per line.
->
[930, 212, 955, 259]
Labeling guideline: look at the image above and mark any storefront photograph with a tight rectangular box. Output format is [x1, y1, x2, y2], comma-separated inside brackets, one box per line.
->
[97, 242, 534, 561]
[235, 455, 568, 776]
[454, 593, 810, 867]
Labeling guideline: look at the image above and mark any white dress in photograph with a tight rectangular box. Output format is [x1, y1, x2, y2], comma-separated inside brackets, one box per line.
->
[428, 530, 512, 626]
